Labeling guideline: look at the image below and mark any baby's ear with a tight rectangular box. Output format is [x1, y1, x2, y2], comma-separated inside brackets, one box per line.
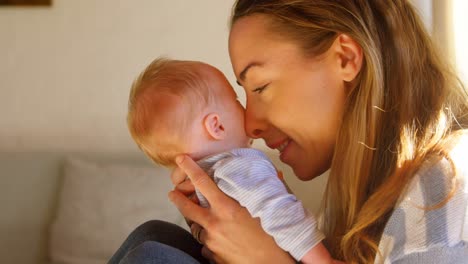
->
[203, 113, 226, 140]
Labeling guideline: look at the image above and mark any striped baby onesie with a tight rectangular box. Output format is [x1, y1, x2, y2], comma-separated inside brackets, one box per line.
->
[376, 135, 468, 263]
[196, 148, 324, 261]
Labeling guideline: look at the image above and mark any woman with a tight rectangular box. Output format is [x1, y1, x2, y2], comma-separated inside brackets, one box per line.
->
[110, 0, 468, 263]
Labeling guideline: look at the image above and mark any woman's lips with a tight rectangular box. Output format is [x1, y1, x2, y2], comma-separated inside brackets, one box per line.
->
[276, 139, 289, 152]
[267, 138, 292, 161]
[279, 139, 292, 162]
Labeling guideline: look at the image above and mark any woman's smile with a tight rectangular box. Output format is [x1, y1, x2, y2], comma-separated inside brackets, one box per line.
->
[230, 14, 347, 180]
[266, 137, 292, 161]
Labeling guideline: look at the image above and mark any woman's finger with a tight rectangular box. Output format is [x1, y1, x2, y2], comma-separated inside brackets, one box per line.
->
[201, 246, 215, 262]
[183, 217, 194, 227]
[169, 189, 210, 227]
[175, 155, 224, 205]
[188, 193, 200, 204]
[175, 179, 195, 195]
[190, 222, 206, 244]
[170, 167, 187, 185]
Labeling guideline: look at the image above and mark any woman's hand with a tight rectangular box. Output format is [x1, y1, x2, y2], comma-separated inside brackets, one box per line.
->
[170, 167, 199, 227]
[168, 155, 295, 264]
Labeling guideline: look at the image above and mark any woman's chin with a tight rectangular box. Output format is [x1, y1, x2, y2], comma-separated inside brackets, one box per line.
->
[293, 167, 317, 181]
[292, 163, 328, 181]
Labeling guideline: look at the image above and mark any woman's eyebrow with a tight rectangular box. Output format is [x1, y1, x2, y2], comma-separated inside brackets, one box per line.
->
[236, 62, 263, 85]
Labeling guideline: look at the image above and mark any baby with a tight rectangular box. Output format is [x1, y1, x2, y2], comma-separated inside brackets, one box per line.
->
[127, 57, 328, 263]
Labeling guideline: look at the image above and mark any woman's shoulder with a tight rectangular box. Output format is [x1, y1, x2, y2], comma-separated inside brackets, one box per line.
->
[376, 134, 468, 263]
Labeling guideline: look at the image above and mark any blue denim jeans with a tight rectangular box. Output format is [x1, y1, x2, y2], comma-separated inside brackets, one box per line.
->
[108, 220, 209, 264]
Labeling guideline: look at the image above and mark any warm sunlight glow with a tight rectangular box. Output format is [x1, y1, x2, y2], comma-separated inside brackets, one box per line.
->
[453, 0, 468, 83]
[450, 134, 468, 194]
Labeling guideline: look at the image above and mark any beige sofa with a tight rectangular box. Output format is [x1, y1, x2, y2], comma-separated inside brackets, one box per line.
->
[0, 151, 186, 264]
[0, 150, 326, 264]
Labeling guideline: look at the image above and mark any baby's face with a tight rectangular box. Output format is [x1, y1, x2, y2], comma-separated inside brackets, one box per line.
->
[215, 81, 251, 148]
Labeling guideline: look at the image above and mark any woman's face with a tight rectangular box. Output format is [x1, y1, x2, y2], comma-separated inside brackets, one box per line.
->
[229, 15, 348, 180]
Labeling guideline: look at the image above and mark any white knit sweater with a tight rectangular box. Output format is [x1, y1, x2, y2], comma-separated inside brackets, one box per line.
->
[376, 135, 468, 263]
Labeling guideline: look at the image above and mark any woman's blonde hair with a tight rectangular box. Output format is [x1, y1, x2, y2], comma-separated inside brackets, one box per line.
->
[127, 58, 216, 166]
[231, 0, 468, 262]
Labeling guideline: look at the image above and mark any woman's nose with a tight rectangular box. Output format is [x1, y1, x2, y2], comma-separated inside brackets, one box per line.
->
[244, 105, 266, 139]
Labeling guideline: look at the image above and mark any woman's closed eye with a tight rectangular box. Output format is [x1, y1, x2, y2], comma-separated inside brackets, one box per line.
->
[252, 83, 269, 94]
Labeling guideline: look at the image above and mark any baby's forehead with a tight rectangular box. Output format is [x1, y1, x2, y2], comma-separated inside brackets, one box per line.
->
[202, 68, 237, 95]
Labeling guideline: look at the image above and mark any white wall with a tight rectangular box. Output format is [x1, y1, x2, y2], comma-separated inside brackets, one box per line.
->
[0, 0, 327, 211]
[410, 0, 433, 31]
[0, 0, 240, 153]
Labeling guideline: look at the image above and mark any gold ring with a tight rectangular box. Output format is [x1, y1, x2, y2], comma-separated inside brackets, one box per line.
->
[193, 226, 202, 244]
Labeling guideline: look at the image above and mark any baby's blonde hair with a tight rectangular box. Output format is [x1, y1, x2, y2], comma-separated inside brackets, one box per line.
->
[127, 58, 216, 166]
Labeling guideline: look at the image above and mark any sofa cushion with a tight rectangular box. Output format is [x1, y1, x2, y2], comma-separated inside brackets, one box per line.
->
[0, 152, 66, 264]
[49, 157, 183, 264]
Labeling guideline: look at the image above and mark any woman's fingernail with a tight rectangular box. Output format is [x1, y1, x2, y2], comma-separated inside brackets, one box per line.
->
[176, 155, 185, 164]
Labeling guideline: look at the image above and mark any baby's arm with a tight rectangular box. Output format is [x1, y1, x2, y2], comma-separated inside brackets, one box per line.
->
[301, 242, 334, 264]
[277, 170, 334, 263]
[214, 155, 330, 262]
